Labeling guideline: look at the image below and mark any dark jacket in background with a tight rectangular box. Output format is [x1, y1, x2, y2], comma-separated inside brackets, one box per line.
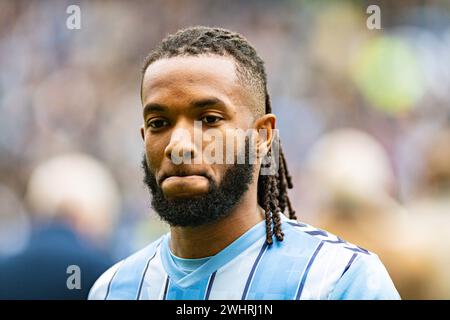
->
[0, 222, 113, 300]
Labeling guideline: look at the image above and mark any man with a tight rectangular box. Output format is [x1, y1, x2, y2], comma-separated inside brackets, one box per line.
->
[89, 26, 400, 300]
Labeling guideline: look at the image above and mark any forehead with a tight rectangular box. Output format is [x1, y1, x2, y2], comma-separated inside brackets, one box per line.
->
[141, 55, 250, 106]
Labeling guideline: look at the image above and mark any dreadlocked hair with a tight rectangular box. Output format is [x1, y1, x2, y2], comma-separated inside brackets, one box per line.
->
[142, 26, 296, 245]
[261, 93, 297, 244]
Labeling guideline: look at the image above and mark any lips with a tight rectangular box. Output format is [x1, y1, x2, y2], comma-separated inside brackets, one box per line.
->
[158, 170, 210, 185]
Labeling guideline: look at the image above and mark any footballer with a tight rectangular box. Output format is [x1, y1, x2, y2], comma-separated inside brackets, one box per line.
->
[89, 26, 400, 300]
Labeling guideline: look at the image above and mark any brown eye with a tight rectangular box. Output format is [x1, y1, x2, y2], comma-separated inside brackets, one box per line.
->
[148, 119, 169, 129]
[201, 115, 222, 125]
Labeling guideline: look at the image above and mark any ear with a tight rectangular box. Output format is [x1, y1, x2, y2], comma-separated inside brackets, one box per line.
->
[253, 113, 276, 157]
[140, 125, 145, 141]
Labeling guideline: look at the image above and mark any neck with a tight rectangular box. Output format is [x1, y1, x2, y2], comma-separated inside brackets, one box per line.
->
[168, 183, 263, 259]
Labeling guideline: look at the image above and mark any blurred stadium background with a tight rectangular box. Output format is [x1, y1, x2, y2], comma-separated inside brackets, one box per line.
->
[0, 0, 449, 299]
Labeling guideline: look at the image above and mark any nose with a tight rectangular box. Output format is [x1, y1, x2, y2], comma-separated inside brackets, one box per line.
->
[164, 120, 200, 164]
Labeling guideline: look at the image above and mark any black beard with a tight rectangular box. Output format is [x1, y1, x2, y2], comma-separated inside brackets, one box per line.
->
[141, 155, 254, 228]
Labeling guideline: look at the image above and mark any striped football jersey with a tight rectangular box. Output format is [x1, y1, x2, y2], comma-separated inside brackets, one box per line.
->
[89, 214, 400, 300]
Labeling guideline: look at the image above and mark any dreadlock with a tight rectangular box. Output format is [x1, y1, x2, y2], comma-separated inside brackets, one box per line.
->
[141, 26, 297, 245]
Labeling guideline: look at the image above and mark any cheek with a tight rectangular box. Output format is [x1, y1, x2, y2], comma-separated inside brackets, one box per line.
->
[144, 135, 167, 169]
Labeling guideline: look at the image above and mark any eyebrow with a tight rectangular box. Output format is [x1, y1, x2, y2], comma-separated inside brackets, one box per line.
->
[143, 103, 167, 116]
[192, 97, 224, 109]
[143, 97, 227, 116]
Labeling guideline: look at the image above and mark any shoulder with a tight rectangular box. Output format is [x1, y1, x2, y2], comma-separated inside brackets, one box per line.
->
[88, 235, 165, 300]
[329, 251, 400, 299]
[282, 218, 371, 255]
[281, 217, 400, 300]
[88, 259, 124, 300]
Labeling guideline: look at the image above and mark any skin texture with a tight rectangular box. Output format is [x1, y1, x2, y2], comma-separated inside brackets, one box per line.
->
[140, 55, 276, 258]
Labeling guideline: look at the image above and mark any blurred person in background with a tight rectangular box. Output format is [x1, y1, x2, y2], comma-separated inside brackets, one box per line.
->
[0, 185, 31, 258]
[0, 153, 121, 299]
[404, 126, 450, 298]
[303, 128, 438, 299]
[409, 127, 450, 215]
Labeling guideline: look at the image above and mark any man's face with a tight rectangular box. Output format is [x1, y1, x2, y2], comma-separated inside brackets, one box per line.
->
[140, 55, 262, 226]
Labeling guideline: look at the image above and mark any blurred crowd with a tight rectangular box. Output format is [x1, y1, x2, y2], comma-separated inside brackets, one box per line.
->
[0, 0, 449, 299]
